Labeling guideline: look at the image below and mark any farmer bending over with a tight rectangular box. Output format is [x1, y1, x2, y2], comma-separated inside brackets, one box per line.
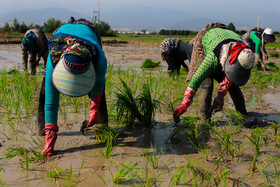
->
[242, 28, 276, 71]
[21, 28, 49, 74]
[41, 17, 108, 158]
[160, 38, 193, 75]
[173, 23, 255, 123]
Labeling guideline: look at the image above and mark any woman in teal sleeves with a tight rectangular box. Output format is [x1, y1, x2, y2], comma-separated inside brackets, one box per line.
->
[41, 17, 107, 158]
[243, 28, 276, 71]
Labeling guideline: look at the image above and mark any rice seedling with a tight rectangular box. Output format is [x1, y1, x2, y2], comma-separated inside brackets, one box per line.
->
[114, 79, 160, 127]
[246, 129, 263, 172]
[211, 124, 242, 158]
[0, 168, 5, 186]
[1, 146, 44, 163]
[47, 166, 82, 186]
[83, 96, 90, 118]
[143, 144, 161, 169]
[109, 160, 139, 184]
[223, 109, 246, 126]
[141, 58, 161, 68]
[168, 165, 189, 186]
[167, 115, 200, 140]
[133, 161, 162, 186]
[269, 52, 280, 58]
[91, 124, 118, 158]
[272, 122, 280, 147]
[23, 145, 29, 171]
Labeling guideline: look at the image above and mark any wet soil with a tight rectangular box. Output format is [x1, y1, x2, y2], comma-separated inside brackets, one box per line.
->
[0, 42, 280, 186]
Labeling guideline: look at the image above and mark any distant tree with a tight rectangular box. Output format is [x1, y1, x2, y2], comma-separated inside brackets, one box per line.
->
[3, 22, 11, 33]
[95, 21, 117, 36]
[141, 29, 147, 34]
[43, 18, 63, 33]
[239, 30, 247, 35]
[158, 29, 167, 35]
[227, 22, 236, 31]
[19, 21, 28, 33]
[12, 18, 20, 32]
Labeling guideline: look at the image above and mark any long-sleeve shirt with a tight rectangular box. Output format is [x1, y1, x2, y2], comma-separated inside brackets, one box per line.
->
[249, 31, 262, 54]
[188, 28, 242, 92]
[45, 24, 107, 124]
[21, 28, 48, 68]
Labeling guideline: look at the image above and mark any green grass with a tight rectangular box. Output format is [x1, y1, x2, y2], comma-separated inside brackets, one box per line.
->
[102, 34, 193, 43]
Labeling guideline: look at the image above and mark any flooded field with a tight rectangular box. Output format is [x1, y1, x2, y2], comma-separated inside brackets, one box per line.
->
[0, 42, 280, 186]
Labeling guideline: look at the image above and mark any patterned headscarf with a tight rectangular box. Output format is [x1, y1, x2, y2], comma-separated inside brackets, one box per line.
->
[49, 33, 97, 67]
[22, 31, 36, 50]
[160, 38, 181, 60]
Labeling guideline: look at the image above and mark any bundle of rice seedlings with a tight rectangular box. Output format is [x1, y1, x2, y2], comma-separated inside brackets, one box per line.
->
[114, 79, 160, 127]
[141, 58, 161, 68]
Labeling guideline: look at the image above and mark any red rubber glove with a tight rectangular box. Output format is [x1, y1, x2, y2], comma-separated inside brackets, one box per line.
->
[173, 87, 196, 123]
[87, 93, 103, 128]
[211, 77, 232, 113]
[42, 123, 59, 158]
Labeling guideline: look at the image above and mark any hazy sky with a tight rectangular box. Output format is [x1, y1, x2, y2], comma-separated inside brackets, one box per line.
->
[2, 0, 280, 14]
[1, 0, 280, 30]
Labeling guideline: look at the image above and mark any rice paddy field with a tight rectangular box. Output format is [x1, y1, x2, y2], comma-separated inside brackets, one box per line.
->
[0, 39, 280, 186]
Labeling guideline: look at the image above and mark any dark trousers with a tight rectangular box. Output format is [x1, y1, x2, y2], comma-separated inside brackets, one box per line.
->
[199, 77, 247, 121]
[37, 76, 108, 136]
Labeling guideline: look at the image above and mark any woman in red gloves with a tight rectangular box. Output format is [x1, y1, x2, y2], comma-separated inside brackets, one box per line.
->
[173, 23, 255, 123]
[41, 18, 107, 158]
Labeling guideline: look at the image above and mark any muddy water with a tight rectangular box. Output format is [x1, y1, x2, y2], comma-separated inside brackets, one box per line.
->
[1, 43, 280, 186]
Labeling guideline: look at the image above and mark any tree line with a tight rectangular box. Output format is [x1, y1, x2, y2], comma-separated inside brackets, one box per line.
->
[1, 19, 279, 37]
[0, 18, 117, 36]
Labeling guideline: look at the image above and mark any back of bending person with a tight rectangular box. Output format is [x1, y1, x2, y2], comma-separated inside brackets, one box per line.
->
[41, 18, 108, 158]
[173, 23, 255, 123]
[160, 38, 193, 75]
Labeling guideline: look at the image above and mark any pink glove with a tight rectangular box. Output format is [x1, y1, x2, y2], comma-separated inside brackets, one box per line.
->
[42, 123, 59, 158]
[173, 87, 196, 122]
[87, 93, 103, 128]
[218, 77, 232, 96]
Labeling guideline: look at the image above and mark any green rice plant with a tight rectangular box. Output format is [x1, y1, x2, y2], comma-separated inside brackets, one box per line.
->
[246, 129, 263, 172]
[269, 52, 279, 58]
[273, 161, 280, 185]
[223, 109, 246, 126]
[1, 146, 44, 163]
[47, 166, 81, 186]
[114, 79, 141, 126]
[92, 124, 118, 158]
[133, 161, 162, 186]
[272, 122, 280, 147]
[141, 58, 161, 68]
[211, 124, 242, 158]
[114, 79, 160, 127]
[143, 144, 161, 169]
[83, 96, 90, 118]
[1, 132, 44, 163]
[137, 83, 161, 126]
[70, 96, 83, 113]
[23, 145, 29, 171]
[266, 62, 279, 71]
[0, 168, 5, 186]
[168, 165, 189, 186]
[109, 161, 139, 184]
[167, 115, 200, 141]
[59, 94, 70, 124]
